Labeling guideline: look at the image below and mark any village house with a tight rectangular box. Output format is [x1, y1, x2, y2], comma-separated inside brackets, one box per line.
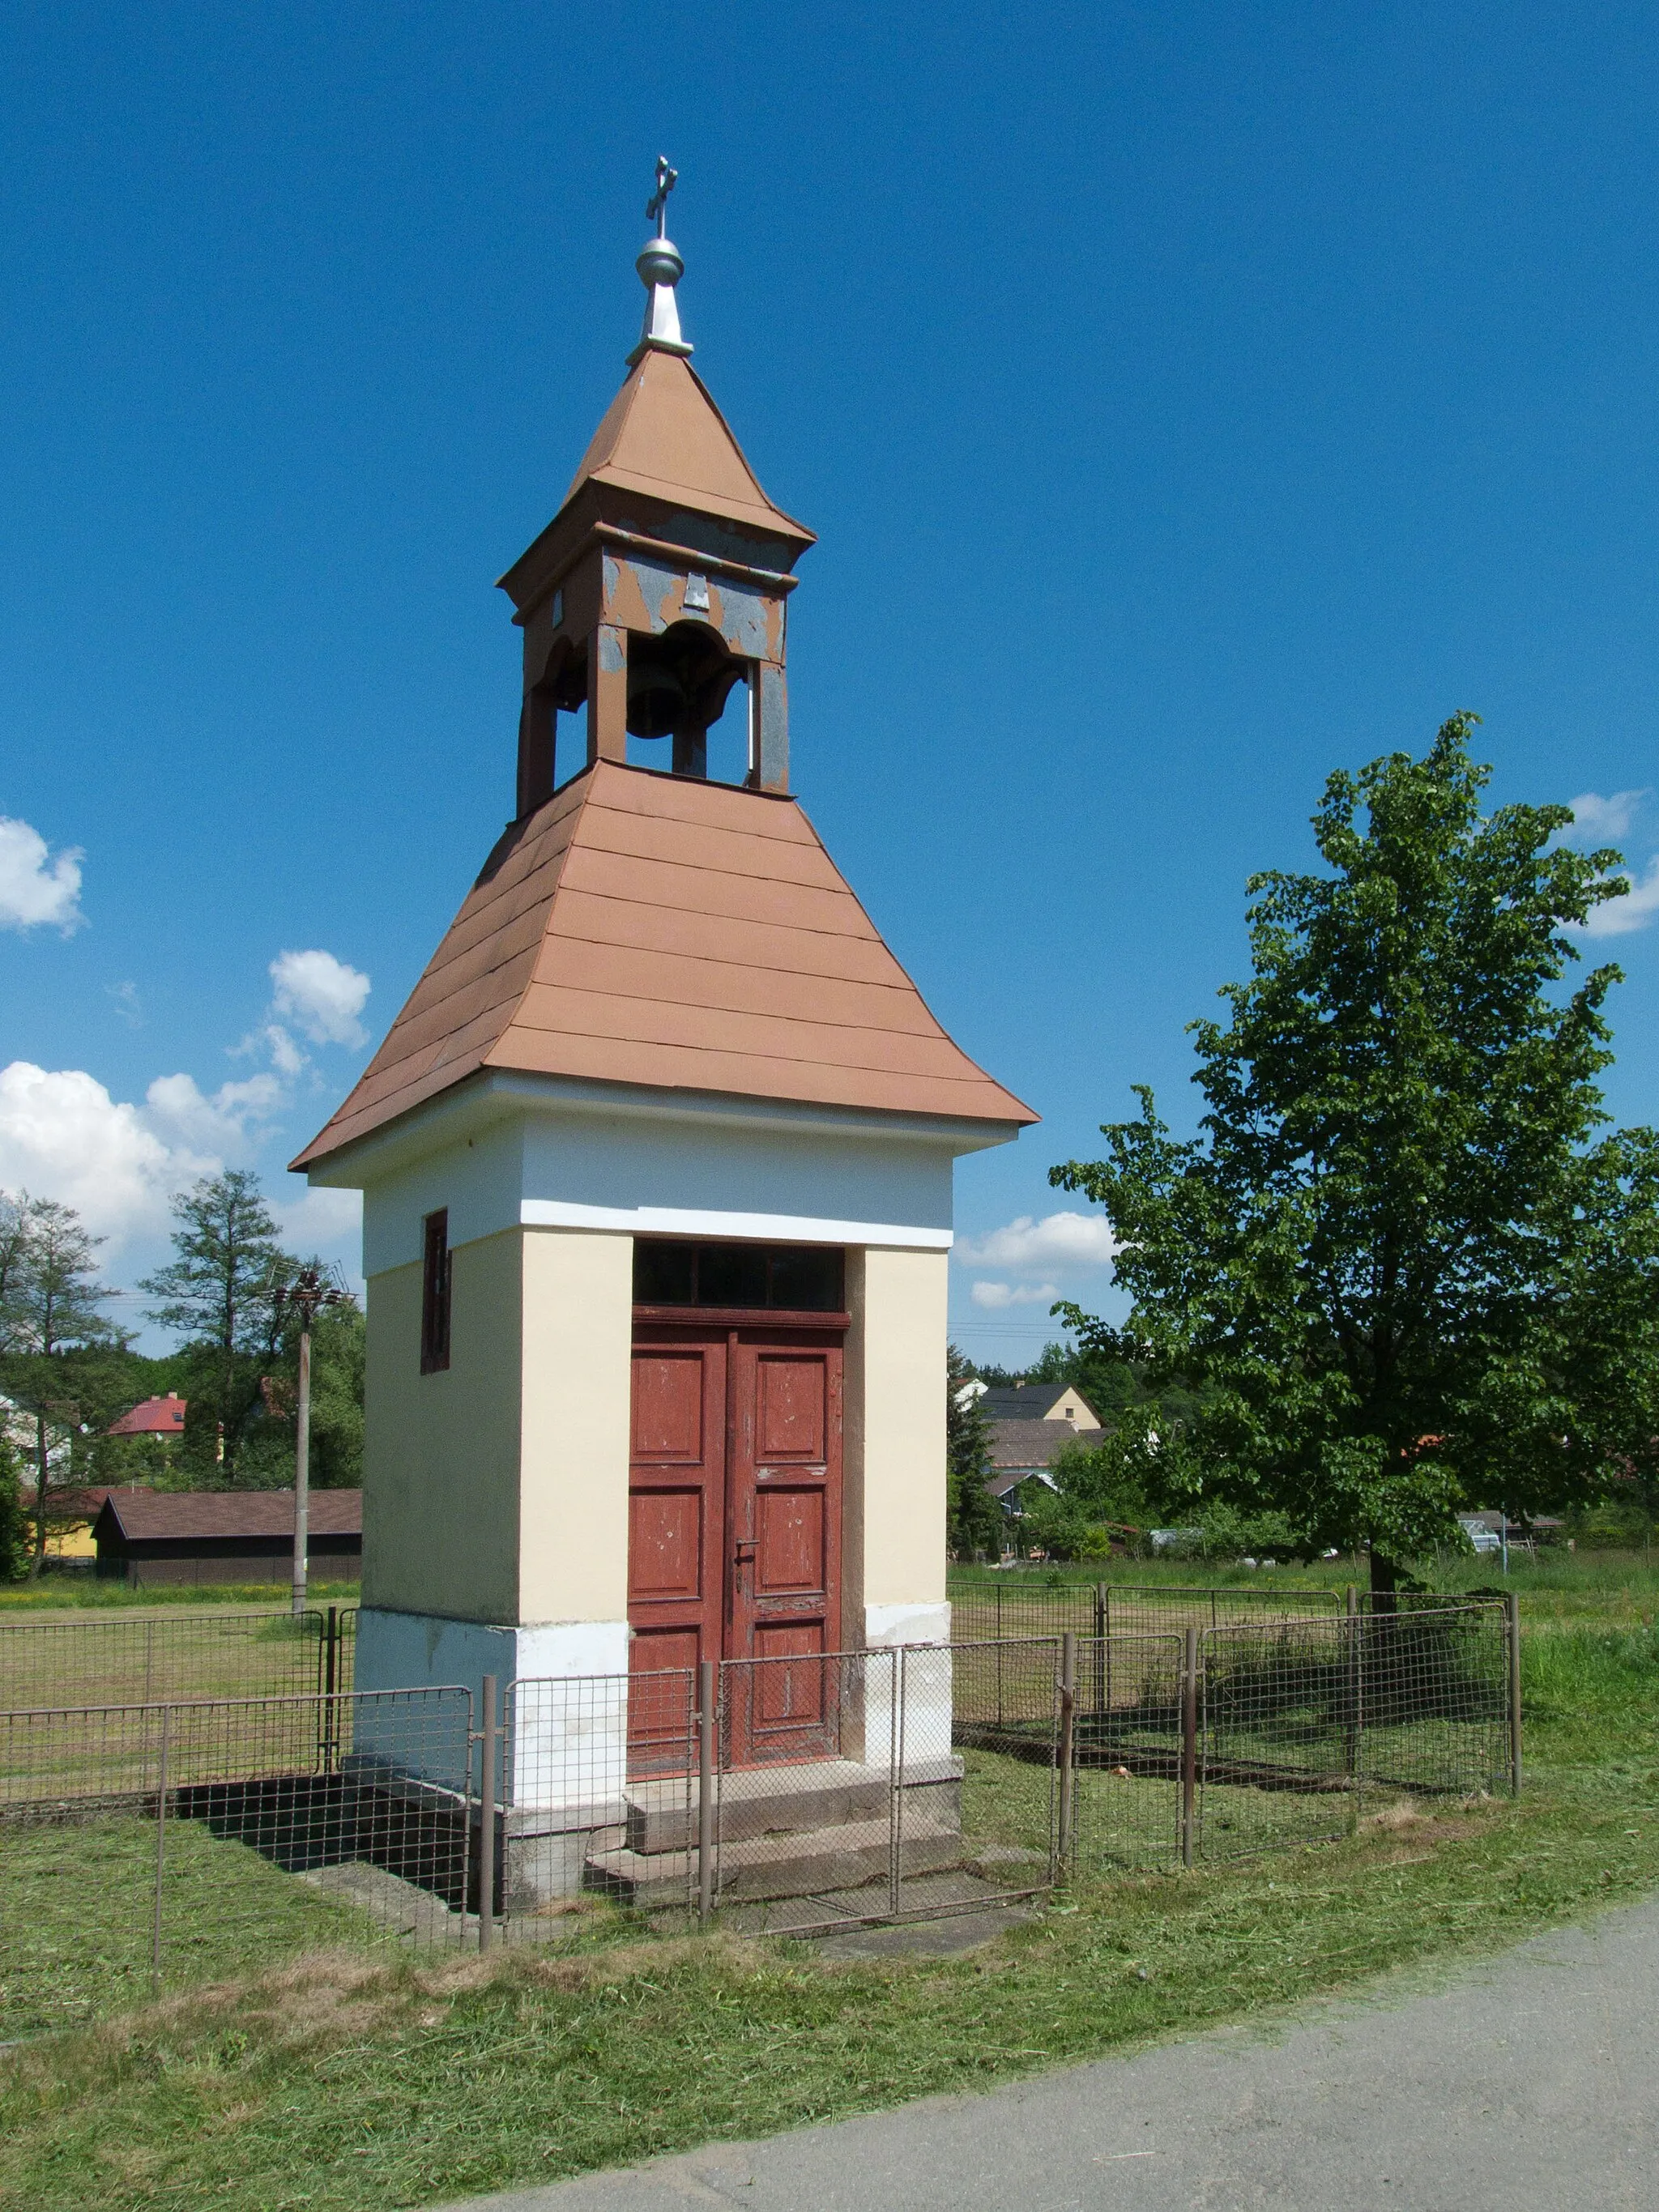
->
[979, 1383, 1107, 1520]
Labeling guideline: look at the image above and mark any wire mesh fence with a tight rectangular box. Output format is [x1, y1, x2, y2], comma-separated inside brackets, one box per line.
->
[497, 1669, 697, 1934]
[946, 1578, 1346, 1644]
[0, 1603, 356, 1712]
[0, 1685, 472, 2040]
[0, 1596, 1518, 2038]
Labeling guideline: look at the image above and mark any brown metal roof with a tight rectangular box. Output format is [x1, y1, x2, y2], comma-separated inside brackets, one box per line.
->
[96, 1490, 362, 1541]
[558, 348, 813, 547]
[986, 1420, 1106, 1473]
[292, 762, 1036, 1170]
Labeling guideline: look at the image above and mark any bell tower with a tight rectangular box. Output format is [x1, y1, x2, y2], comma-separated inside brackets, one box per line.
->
[498, 159, 815, 812]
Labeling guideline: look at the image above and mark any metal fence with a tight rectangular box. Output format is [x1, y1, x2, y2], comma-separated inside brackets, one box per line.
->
[946, 1577, 1348, 1645]
[0, 1598, 1518, 2039]
[0, 1683, 471, 2040]
[0, 1604, 356, 1711]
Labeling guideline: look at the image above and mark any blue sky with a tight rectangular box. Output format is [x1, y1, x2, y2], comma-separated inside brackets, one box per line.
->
[3, 1, 1658, 1361]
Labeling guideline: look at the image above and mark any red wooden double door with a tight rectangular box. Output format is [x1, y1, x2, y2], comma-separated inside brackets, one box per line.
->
[628, 1322, 843, 1772]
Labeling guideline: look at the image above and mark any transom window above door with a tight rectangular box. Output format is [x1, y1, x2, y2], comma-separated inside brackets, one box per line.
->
[633, 1240, 845, 1313]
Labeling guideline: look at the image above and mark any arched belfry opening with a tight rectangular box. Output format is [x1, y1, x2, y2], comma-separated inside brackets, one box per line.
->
[500, 166, 815, 816]
[626, 618, 747, 778]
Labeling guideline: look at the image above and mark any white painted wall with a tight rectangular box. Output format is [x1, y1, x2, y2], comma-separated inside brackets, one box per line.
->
[347, 1080, 970, 1276]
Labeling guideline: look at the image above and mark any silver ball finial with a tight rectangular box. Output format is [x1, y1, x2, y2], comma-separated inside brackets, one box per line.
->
[628, 156, 693, 365]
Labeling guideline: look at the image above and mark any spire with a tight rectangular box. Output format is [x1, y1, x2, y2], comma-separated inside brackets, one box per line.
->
[628, 156, 693, 367]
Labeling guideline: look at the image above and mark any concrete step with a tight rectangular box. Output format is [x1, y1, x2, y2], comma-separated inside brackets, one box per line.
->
[625, 1757, 910, 1855]
[589, 1811, 965, 1908]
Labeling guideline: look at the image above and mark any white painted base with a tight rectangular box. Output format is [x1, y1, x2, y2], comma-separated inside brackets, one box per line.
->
[353, 1608, 633, 1813]
[864, 1600, 952, 1647]
[860, 1604, 953, 1768]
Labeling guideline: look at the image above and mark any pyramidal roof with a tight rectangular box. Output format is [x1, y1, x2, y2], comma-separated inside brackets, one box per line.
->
[292, 763, 1034, 1169]
[557, 347, 813, 548]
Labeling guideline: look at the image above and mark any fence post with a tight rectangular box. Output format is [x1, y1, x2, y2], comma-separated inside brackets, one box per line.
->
[1345, 1584, 1360, 1832]
[1092, 1583, 1107, 1719]
[697, 1659, 716, 1928]
[1056, 1630, 1077, 1871]
[1506, 1592, 1523, 1796]
[151, 1703, 170, 1997]
[478, 1673, 497, 1954]
[323, 1605, 340, 1772]
[1180, 1626, 1198, 1869]
[888, 1646, 906, 1916]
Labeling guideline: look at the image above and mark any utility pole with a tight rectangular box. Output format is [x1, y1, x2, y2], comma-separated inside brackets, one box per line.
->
[272, 1264, 348, 1616]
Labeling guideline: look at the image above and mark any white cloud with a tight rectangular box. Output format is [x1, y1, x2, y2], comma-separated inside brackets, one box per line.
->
[970, 1280, 1060, 1310]
[1581, 853, 1659, 938]
[270, 948, 370, 1048]
[0, 1059, 301, 1253]
[144, 1072, 284, 1156]
[0, 1063, 211, 1246]
[272, 1184, 364, 1292]
[0, 817, 84, 934]
[1563, 790, 1648, 846]
[954, 1211, 1119, 1271]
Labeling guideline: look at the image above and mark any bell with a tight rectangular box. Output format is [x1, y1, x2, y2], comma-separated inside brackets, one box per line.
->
[626, 656, 685, 739]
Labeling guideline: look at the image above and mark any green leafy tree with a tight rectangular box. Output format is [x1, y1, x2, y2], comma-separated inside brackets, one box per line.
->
[945, 1344, 1002, 1559]
[140, 1171, 293, 1482]
[0, 1430, 24, 1581]
[1051, 714, 1659, 1600]
[0, 1193, 120, 1571]
[262, 1289, 364, 1489]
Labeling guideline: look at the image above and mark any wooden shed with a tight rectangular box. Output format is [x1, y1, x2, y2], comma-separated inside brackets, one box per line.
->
[93, 1490, 362, 1587]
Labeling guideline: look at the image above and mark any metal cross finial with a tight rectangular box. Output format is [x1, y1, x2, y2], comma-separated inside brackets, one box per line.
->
[646, 156, 678, 237]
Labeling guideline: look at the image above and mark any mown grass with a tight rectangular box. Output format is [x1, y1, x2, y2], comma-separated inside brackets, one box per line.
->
[950, 1545, 1659, 1617]
[0, 1582, 361, 1615]
[0, 1818, 375, 2041]
[1, 1604, 1656, 2211]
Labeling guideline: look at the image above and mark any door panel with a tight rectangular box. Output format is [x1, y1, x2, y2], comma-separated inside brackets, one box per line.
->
[631, 1349, 706, 1460]
[756, 1488, 824, 1593]
[629, 1489, 703, 1600]
[627, 1332, 725, 1774]
[754, 1353, 827, 1460]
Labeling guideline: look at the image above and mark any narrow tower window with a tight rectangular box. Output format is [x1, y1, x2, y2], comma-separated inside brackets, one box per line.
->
[420, 1209, 452, 1374]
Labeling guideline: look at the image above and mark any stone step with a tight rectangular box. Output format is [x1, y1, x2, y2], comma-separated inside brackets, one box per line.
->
[589, 1811, 965, 1907]
[624, 1755, 962, 1856]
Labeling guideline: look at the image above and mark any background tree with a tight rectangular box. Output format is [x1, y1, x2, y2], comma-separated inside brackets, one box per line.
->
[0, 1428, 23, 1581]
[0, 1193, 120, 1571]
[140, 1170, 293, 1483]
[1051, 714, 1659, 1599]
[945, 1344, 1002, 1558]
[267, 1287, 365, 1488]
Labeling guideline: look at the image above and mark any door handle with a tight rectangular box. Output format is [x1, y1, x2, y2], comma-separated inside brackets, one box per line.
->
[735, 1539, 757, 1563]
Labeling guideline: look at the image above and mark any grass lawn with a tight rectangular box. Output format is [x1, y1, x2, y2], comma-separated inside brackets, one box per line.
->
[0, 1817, 378, 2042]
[1, 1596, 1656, 2211]
[0, 1581, 361, 1617]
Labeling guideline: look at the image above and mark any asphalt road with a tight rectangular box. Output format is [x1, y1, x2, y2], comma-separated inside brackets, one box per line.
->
[437, 1894, 1658, 2211]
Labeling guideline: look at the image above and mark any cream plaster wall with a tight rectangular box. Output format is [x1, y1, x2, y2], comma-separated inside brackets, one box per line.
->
[364, 1225, 635, 1629]
[518, 1226, 634, 1625]
[362, 1233, 524, 1622]
[843, 1245, 949, 1630]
